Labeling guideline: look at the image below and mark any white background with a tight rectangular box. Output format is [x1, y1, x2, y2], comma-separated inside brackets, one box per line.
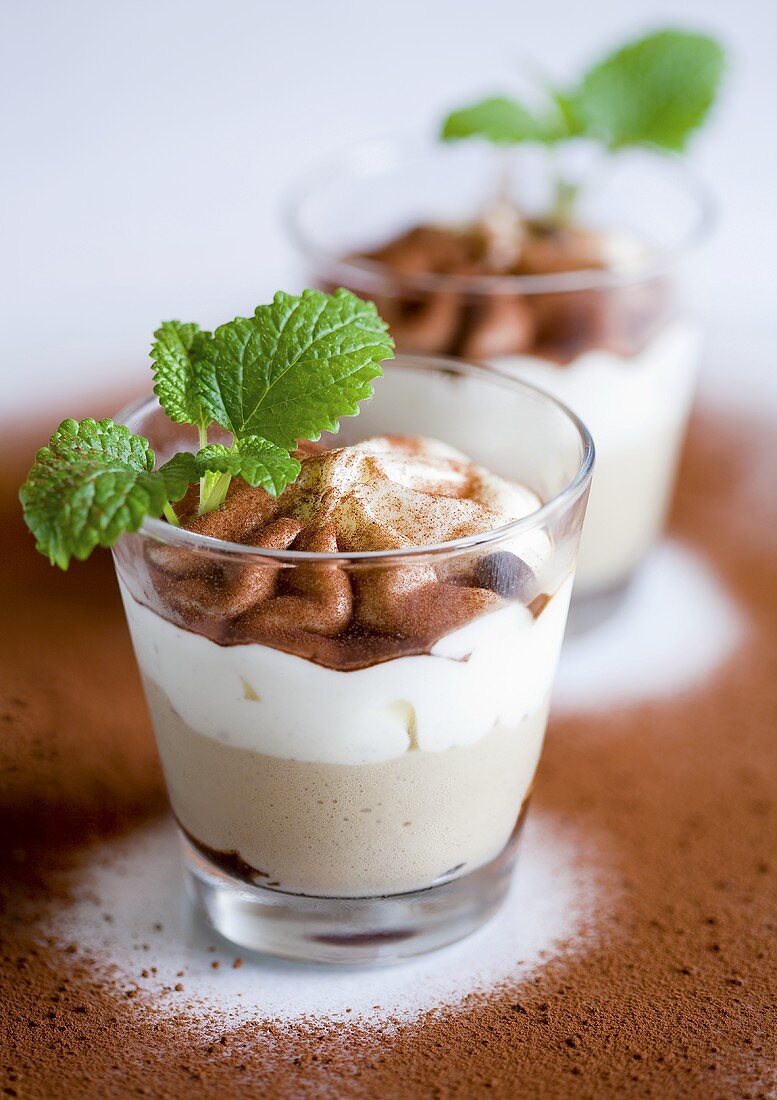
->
[2, 0, 775, 418]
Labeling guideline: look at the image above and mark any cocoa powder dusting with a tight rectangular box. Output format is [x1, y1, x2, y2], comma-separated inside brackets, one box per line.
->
[137, 435, 534, 671]
[1, 406, 775, 1098]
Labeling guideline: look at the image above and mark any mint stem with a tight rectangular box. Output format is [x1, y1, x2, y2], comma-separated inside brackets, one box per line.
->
[200, 471, 231, 514]
[546, 145, 578, 225]
[162, 501, 180, 527]
[551, 175, 579, 225]
[496, 149, 513, 204]
[197, 423, 209, 511]
[212, 472, 231, 509]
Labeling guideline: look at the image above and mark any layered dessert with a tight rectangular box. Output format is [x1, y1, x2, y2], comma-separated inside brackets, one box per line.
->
[118, 436, 572, 898]
[339, 215, 698, 599]
[303, 27, 723, 608]
[20, 286, 591, 956]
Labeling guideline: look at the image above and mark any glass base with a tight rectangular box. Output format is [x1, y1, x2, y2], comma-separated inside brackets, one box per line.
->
[180, 828, 521, 965]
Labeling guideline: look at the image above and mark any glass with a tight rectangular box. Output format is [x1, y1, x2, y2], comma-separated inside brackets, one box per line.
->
[112, 356, 593, 964]
[288, 135, 713, 628]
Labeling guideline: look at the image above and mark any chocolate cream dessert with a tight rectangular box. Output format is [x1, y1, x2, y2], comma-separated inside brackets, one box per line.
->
[341, 210, 698, 600]
[356, 210, 662, 363]
[116, 436, 573, 899]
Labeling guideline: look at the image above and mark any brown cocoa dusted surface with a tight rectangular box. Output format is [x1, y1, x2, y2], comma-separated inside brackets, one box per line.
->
[347, 219, 668, 364]
[1, 406, 776, 1098]
[142, 435, 546, 670]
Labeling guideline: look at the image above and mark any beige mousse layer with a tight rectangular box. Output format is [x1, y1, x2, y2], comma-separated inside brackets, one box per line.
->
[146, 679, 549, 898]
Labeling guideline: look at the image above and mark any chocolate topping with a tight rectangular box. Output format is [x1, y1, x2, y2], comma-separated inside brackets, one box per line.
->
[475, 550, 536, 602]
[143, 436, 545, 668]
[345, 217, 669, 364]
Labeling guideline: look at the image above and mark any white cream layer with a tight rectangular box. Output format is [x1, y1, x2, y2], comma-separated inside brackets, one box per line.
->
[496, 321, 700, 593]
[120, 575, 572, 766]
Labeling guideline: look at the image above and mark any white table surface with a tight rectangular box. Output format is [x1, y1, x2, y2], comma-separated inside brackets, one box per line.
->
[1, 0, 775, 419]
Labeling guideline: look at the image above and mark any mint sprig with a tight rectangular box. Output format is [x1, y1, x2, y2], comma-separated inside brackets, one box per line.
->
[154, 288, 391, 512]
[575, 29, 725, 152]
[164, 439, 302, 513]
[196, 289, 392, 449]
[217, 439, 299, 492]
[440, 28, 725, 219]
[151, 320, 212, 435]
[20, 288, 394, 568]
[19, 418, 191, 568]
[442, 96, 551, 145]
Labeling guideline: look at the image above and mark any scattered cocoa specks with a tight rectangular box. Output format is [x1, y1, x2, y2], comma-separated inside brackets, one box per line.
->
[0, 409, 775, 1099]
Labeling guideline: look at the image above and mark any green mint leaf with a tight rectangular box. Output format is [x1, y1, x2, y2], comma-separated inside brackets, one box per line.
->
[234, 438, 301, 495]
[19, 419, 184, 569]
[196, 439, 301, 497]
[574, 28, 726, 151]
[547, 87, 586, 140]
[156, 450, 200, 498]
[195, 288, 393, 450]
[151, 320, 212, 428]
[441, 96, 550, 145]
[161, 438, 301, 508]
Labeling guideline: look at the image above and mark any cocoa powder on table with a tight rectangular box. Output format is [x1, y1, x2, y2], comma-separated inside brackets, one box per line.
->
[0, 406, 775, 1099]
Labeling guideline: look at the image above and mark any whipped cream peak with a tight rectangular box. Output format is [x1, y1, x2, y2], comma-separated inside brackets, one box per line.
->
[277, 435, 542, 552]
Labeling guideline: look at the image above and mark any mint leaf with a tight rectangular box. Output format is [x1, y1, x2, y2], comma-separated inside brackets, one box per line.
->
[195, 288, 393, 450]
[574, 29, 726, 151]
[441, 96, 548, 144]
[195, 439, 300, 496]
[21, 289, 396, 558]
[547, 87, 586, 140]
[438, 28, 724, 158]
[151, 320, 212, 428]
[156, 450, 200, 496]
[234, 438, 300, 494]
[19, 418, 192, 568]
[160, 438, 300, 516]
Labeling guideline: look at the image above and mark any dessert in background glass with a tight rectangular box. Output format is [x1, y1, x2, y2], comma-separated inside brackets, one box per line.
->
[289, 136, 712, 626]
[113, 356, 593, 963]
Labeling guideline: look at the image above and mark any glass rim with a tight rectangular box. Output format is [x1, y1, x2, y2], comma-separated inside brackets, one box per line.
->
[285, 130, 716, 296]
[117, 355, 594, 566]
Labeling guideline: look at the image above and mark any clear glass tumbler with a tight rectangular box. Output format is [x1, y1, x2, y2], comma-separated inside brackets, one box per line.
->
[112, 356, 593, 964]
[288, 135, 712, 628]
